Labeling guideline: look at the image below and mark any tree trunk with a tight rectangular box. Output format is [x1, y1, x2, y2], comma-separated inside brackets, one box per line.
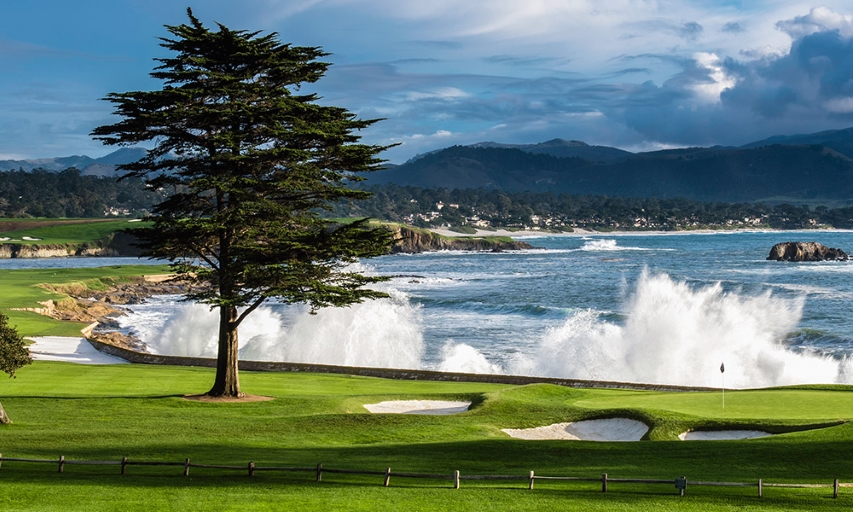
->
[0, 402, 10, 424]
[207, 305, 241, 397]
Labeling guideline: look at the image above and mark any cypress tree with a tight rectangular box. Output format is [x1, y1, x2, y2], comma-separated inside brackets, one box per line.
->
[92, 9, 393, 397]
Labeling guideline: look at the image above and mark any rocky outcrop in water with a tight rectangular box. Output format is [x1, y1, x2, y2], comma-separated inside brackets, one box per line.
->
[389, 226, 534, 254]
[767, 241, 849, 262]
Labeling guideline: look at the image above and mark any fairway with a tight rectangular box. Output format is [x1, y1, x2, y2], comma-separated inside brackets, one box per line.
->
[0, 218, 144, 245]
[1, 362, 852, 510]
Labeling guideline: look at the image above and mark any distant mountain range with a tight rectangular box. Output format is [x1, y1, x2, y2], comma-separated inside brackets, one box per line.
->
[0, 147, 147, 176]
[371, 127, 853, 204]
[8, 127, 853, 204]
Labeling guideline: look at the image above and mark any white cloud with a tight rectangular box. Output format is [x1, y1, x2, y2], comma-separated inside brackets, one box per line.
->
[692, 52, 738, 102]
[402, 87, 470, 102]
[776, 6, 853, 39]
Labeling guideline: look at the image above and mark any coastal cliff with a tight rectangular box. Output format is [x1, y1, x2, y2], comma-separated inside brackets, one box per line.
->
[0, 231, 143, 258]
[389, 225, 534, 253]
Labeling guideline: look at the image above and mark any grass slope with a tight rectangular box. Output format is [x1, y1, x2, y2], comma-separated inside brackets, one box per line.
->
[1, 362, 852, 510]
[0, 265, 170, 336]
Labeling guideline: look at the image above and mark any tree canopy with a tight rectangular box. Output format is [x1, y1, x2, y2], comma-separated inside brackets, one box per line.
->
[92, 9, 394, 397]
[0, 312, 32, 424]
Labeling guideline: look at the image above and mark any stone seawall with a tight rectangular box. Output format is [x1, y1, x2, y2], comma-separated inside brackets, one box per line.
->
[86, 337, 717, 393]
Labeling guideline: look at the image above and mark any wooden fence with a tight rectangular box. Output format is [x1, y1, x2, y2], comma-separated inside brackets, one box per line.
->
[0, 453, 848, 499]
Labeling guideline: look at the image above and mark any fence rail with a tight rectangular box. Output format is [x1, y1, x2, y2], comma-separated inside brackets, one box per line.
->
[0, 453, 844, 499]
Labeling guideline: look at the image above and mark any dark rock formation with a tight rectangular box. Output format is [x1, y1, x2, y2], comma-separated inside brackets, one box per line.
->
[767, 241, 849, 262]
[389, 225, 534, 253]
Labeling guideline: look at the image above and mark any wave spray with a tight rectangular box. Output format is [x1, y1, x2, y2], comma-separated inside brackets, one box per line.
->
[513, 270, 851, 387]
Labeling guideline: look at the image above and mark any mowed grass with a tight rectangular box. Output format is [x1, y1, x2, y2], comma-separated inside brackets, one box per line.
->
[2, 362, 853, 510]
[0, 265, 171, 336]
[0, 218, 146, 245]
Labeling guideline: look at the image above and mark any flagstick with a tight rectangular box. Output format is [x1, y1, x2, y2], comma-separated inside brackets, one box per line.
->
[720, 362, 726, 410]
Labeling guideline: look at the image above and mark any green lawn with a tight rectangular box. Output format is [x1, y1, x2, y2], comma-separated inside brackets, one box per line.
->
[0, 265, 170, 336]
[1, 362, 852, 510]
[0, 219, 146, 245]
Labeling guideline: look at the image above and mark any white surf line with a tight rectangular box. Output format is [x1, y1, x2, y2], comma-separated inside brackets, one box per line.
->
[503, 418, 649, 441]
[27, 336, 128, 365]
[364, 400, 472, 415]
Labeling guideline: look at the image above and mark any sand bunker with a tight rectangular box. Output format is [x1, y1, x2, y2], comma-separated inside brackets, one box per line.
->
[503, 418, 649, 441]
[364, 400, 471, 415]
[679, 430, 770, 441]
[27, 336, 128, 365]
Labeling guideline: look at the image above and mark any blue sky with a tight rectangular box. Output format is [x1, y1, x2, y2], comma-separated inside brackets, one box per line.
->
[2, 1, 853, 163]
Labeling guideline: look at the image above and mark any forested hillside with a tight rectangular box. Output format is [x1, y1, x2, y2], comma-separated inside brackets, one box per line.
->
[0, 168, 164, 218]
[370, 143, 853, 203]
[331, 184, 853, 231]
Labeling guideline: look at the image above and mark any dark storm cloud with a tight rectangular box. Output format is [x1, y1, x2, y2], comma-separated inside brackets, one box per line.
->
[603, 20, 853, 147]
[722, 29, 853, 118]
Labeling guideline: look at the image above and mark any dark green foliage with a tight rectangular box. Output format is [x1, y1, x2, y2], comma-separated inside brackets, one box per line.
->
[92, 10, 394, 396]
[331, 184, 853, 231]
[0, 168, 162, 218]
[0, 312, 30, 379]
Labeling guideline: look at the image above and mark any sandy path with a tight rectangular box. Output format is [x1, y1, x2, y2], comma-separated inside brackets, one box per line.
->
[27, 336, 128, 365]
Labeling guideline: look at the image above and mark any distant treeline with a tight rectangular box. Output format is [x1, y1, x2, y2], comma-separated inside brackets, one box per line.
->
[331, 184, 853, 231]
[0, 168, 164, 218]
[5, 169, 853, 231]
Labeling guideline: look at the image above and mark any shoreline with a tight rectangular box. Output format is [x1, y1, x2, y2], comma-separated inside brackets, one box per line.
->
[429, 227, 853, 238]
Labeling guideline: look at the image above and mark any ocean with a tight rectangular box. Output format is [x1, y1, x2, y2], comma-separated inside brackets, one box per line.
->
[12, 232, 853, 388]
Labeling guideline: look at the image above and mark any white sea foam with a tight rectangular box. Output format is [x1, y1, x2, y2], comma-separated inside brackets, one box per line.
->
[437, 342, 503, 374]
[118, 267, 853, 388]
[577, 239, 666, 252]
[511, 270, 853, 388]
[121, 288, 424, 369]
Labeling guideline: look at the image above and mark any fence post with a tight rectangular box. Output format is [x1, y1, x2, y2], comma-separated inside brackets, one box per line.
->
[0, 453, 3, 469]
[454, 470, 460, 489]
[384, 467, 391, 487]
[601, 473, 608, 493]
[121, 456, 127, 475]
[183, 458, 190, 476]
[316, 463, 323, 482]
[528, 471, 535, 490]
[248, 462, 255, 477]
[758, 478, 763, 498]
[679, 476, 686, 497]
[58, 455, 65, 474]
[834, 478, 839, 499]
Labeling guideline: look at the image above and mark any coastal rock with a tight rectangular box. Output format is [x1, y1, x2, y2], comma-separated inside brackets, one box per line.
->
[767, 241, 849, 262]
[0, 231, 143, 258]
[389, 225, 534, 254]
